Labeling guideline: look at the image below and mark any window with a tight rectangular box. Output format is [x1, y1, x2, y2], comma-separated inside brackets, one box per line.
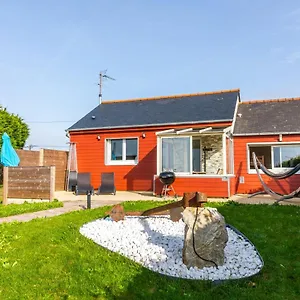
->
[249, 146, 272, 169]
[162, 137, 190, 173]
[274, 146, 300, 167]
[192, 138, 202, 173]
[106, 138, 138, 165]
[249, 144, 300, 170]
[161, 137, 203, 174]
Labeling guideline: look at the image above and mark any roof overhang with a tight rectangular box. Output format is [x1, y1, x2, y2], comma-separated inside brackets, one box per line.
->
[233, 131, 300, 136]
[67, 119, 233, 133]
[156, 126, 232, 136]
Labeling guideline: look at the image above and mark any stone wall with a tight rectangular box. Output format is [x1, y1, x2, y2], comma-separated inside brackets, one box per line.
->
[201, 135, 223, 174]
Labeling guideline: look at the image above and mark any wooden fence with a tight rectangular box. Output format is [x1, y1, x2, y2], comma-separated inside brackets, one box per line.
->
[16, 149, 68, 191]
[2, 166, 55, 205]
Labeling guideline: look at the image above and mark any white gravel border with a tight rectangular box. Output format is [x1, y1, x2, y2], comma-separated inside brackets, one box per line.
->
[80, 216, 263, 281]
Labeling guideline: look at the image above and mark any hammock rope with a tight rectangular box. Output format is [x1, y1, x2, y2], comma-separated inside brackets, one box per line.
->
[256, 157, 300, 179]
[251, 152, 300, 202]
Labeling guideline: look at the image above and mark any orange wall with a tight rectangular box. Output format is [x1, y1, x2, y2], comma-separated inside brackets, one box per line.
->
[233, 135, 300, 194]
[70, 122, 231, 196]
[154, 176, 231, 197]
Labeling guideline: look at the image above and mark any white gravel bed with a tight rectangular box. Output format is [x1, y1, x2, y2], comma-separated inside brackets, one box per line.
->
[80, 216, 263, 281]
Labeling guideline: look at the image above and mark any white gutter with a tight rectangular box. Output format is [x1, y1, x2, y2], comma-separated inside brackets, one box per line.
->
[233, 131, 300, 136]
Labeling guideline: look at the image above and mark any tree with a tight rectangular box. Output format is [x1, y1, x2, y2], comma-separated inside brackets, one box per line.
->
[0, 105, 30, 149]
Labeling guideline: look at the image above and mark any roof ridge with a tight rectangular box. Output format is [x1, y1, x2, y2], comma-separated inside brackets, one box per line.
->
[241, 97, 300, 105]
[102, 88, 240, 104]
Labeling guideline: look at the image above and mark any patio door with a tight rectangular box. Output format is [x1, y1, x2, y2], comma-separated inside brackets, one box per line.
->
[192, 138, 201, 173]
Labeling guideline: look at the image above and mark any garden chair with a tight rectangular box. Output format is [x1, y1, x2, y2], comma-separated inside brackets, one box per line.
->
[68, 171, 77, 192]
[97, 172, 116, 195]
[75, 172, 94, 195]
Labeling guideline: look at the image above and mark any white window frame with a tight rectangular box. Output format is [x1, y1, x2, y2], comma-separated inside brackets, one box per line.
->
[161, 136, 191, 175]
[157, 133, 231, 176]
[247, 142, 300, 174]
[105, 138, 138, 165]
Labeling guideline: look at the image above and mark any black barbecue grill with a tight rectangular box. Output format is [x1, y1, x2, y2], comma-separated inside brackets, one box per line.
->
[159, 171, 177, 198]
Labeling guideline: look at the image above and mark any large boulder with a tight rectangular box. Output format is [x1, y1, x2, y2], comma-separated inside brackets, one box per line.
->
[182, 207, 228, 269]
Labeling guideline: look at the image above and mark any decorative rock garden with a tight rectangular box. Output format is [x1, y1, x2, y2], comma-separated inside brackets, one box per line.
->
[80, 207, 263, 281]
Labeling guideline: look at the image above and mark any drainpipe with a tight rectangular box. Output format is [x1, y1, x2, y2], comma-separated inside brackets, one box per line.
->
[153, 174, 157, 196]
[227, 177, 231, 198]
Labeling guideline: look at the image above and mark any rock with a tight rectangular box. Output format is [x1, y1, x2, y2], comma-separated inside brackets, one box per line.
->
[170, 207, 183, 222]
[109, 204, 125, 222]
[182, 207, 228, 269]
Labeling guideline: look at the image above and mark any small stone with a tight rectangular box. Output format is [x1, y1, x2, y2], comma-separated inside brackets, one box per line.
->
[109, 204, 125, 222]
[170, 207, 183, 222]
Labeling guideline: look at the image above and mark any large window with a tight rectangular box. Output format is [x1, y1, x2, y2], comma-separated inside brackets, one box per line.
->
[161, 137, 203, 174]
[249, 144, 300, 170]
[106, 138, 138, 165]
[162, 137, 190, 173]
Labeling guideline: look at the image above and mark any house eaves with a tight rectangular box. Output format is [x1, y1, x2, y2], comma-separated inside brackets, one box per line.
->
[67, 119, 233, 133]
[233, 131, 300, 136]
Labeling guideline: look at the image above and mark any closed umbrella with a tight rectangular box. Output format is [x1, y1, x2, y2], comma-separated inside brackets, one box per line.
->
[0, 132, 20, 166]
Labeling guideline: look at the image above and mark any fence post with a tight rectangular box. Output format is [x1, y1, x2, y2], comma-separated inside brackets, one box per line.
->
[39, 149, 44, 166]
[3, 167, 8, 205]
[49, 166, 55, 201]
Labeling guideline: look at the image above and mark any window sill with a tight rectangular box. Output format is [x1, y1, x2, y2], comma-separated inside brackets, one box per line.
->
[106, 161, 138, 166]
[155, 174, 235, 178]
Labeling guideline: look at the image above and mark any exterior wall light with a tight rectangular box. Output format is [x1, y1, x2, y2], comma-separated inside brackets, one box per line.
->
[97, 135, 101, 140]
[142, 133, 146, 139]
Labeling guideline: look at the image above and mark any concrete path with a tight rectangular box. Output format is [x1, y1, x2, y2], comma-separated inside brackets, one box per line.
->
[1, 194, 300, 224]
[230, 194, 300, 206]
[0, 199, 129, 224]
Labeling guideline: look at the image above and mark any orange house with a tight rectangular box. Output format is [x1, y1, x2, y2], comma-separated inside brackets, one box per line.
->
[68, 90, 300, 198]
[233, 97, 300, 196]
[68, 89, 240, 197]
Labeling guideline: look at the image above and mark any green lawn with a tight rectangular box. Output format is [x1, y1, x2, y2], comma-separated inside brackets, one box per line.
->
[0, 184, 63, 217]
[0, 200, 63, 218]
[0, 201, 299, 299]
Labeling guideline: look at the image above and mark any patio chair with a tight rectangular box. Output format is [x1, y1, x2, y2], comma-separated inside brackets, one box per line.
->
[97, 172, 116, 195]
[75, 172, 94, 195]
[68, 171, 77, 192]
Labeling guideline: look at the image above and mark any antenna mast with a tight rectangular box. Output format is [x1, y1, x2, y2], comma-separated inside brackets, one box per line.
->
[98, 70, 116, 104]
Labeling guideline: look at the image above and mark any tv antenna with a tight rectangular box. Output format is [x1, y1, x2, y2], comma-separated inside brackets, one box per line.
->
[98, 70, 116, 104]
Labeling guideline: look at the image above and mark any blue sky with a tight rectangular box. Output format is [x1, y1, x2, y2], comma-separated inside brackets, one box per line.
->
[1, 0, 300, 149]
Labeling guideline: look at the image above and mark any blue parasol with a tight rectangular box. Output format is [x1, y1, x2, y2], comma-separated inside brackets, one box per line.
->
[0, 132, 20, 166]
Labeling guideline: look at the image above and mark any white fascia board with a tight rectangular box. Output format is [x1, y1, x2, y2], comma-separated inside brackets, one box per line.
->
[223, 126, 232, 133]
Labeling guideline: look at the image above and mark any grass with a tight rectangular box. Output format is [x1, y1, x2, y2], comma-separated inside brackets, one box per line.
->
[0, 200, 63, 218]
[0, 201, 299, 299]
[0, 183, 63, 217]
